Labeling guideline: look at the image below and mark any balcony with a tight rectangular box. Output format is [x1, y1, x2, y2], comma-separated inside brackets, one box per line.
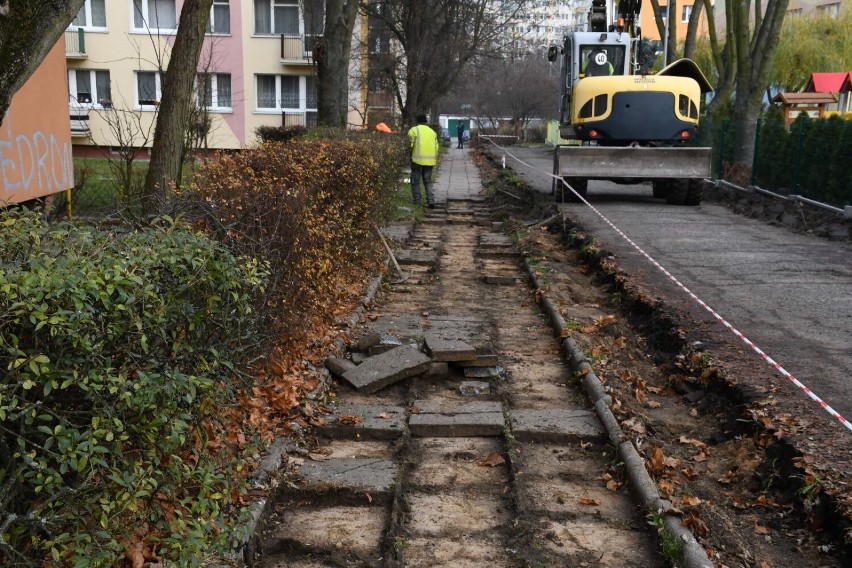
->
[65, 28, 87, 58]
[280, 34, 320, 65]
[70, 112, 90, 137]
[282, 111, 318, 128]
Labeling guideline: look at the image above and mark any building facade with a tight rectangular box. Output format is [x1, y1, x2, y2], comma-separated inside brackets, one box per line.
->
[66, 0, 367, 155]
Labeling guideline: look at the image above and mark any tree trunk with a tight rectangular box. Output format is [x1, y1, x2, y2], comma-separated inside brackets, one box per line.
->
[731, 0, 789, 165]
[683, 0, 704, 60]
[0, 0, 85, 123]
[316, 0, 360, 127]
[143, 0, 213, 214]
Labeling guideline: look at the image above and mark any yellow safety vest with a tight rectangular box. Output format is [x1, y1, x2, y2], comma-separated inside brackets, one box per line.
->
[408, 124, 438, 166]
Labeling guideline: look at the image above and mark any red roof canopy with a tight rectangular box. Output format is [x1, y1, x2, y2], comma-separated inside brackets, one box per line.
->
[805, 72, 852, 93]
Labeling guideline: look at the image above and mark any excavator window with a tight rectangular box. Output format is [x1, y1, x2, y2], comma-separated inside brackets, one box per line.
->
[580, 45, 625, 77]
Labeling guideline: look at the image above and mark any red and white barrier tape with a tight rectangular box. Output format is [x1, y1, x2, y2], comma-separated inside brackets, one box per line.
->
[482, 137, 852, 433]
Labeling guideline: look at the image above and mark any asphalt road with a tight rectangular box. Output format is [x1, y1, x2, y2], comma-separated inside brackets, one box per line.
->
[497, 145, 852, 428]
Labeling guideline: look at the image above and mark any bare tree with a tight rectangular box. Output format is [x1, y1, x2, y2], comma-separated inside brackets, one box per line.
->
[0, 0, 85, 123]
[363, 0, 527, 125]
[143, 0, 213, 212]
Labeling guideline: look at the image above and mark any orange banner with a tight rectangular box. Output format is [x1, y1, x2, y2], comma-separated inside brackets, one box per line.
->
[0, 42, 74, 204]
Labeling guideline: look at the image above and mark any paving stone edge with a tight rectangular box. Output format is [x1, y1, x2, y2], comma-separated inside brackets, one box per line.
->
[523, 257, 713, 568]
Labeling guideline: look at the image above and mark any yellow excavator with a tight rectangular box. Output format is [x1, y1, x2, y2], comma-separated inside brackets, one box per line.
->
[548, 0, 713, 204]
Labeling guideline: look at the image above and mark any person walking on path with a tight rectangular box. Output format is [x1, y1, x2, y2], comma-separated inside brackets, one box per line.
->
[408, 114, 439, 208]
[456, 121, 465, 149]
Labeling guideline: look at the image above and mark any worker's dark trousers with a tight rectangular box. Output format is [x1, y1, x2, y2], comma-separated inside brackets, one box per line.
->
[410, 162, 434, 205]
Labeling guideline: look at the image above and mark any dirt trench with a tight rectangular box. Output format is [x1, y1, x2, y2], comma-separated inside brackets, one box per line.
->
[252, 196, 664, 567]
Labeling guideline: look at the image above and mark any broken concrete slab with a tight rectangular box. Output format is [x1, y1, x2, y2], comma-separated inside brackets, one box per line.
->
[409, 400, 504, 437]
[424, 332, 477, 362]
[356, 332, 402, 354]
[463, 366, 502, 379]
[458, 353, 500, 368]
[483, 274, 517, 285]
[479, 234, 512, 248]
[459, 381, 490, 397]
[340, 344, 432, 394]
[368, 341, 402, 356]
[395, 249, 440, 266]
[317, 403, 407, 440]
[510, 409, 605, 443]
[289, 457, 397, 503]
[324, 356, 355, 378]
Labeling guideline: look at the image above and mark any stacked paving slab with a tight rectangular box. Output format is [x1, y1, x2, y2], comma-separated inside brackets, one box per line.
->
[253, 149, 660, 567]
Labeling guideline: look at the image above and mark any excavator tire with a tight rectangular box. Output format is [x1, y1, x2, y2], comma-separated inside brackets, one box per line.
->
[665, 178, 689, 205]
[652, 180, 669, 199]
[685, 179, 704, 205]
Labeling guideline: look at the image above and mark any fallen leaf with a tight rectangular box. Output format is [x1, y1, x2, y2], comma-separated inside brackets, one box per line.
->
[650, 447, 666, 471]
[682, 495, 702, 507]
[478, 452, 505, 467]
[597, 315, 617, 326]
[718, 470, 737, 485]
[366, 313, 381, 321]
[682, 511, 709, 537]
[376, 412, 395, 419]
[307, 453, 330, 461]
[664, 456, 682, 469]
[578, 497, 600, 506]
[693, 451, 707, 463]
[338, 415, 363, 425]
[733, 497, 747, 509]
[679, 435, 707, 449]
[754, 524, 770, 535]
[646, 400, 662, 409]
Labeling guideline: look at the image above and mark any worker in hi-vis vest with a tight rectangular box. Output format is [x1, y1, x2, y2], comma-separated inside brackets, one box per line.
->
[407, 114, 439, 208]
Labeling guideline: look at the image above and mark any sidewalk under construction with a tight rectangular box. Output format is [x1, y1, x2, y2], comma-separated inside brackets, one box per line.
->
[248, 148, 673, 567]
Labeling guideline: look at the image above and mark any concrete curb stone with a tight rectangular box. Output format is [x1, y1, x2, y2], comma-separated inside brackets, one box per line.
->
[523, 249, 714, 568]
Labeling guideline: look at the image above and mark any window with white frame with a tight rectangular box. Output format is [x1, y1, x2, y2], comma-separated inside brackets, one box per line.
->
[132, 0, 177, 31]
[255, 74, 316, 113]
[136, 71, 163, 108]
[254, 0, 299, 35]
[816, 3, 840, 17]
[68, 69, 111, 107]
[72, 0, 107, 28]
[197, 73, 232, 110]
[681, 4, 692, 23]
[207, 0, 231, 34]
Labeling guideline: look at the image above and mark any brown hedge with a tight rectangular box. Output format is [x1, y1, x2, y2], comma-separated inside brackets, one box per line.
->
[192, 135, 408, 335]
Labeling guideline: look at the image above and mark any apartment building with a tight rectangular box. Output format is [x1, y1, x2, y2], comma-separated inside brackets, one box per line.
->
[638, 1, 712, 42]
[787, 0, 847, 17]
[66, 0, 367, 156]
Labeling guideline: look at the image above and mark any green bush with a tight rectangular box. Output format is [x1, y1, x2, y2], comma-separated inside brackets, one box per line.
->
[254, 125, 308, 143]
[0, 210, 269, 566]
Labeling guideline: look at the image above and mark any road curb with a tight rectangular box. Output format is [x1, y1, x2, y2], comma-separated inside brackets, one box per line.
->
[523, 257, 714, 568]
